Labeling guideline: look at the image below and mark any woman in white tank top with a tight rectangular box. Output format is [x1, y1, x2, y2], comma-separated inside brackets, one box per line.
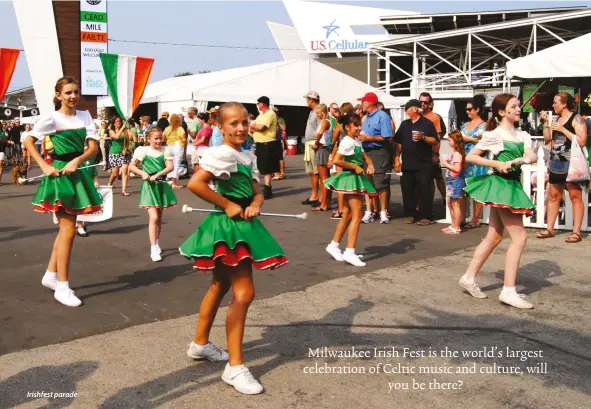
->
[312, 104, 333, 211]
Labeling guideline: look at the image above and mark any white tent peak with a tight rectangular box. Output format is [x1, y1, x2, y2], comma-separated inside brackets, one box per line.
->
[506, 33, 591, 79]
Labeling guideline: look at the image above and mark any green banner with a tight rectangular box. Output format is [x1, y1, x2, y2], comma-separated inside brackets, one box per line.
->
[522, 84, 539, 113]
[80, 11, 108, 23]
[558, 86, 575, 97]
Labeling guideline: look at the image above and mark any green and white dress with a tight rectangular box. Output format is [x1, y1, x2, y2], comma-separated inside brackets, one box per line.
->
[324, 136, 377, 196]
[463, 128, 535, 215]
[132, 146, 178, 209]
[29, 110, 103, 215]
[179, 145, 288, 271]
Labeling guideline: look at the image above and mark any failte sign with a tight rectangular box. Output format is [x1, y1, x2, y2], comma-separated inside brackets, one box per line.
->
[80, 0, 108, 96]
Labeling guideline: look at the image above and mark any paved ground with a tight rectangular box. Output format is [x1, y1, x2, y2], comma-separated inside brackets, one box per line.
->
[0, 155, 589, 408]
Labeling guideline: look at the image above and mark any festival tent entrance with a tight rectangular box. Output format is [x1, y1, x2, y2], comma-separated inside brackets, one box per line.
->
[506, 33, 591, 79]
[98, 58, 404, 136]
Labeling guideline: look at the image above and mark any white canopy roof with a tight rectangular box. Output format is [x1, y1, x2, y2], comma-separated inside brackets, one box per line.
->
[98, 58, 403, 109]
[506, 33, 591, 79]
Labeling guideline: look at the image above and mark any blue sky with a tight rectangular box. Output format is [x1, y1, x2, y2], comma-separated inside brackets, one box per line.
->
[3, 0, 590, 91]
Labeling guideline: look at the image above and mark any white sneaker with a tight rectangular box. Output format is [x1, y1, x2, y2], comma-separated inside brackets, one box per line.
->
[186, 342, 229, 362]
[151, 250, 162, 262]
[379, 211, 389, 224]
[54, 289, 82, 307]
[222, 364, 264, 395]
[156, 245, 162, 255]
[499, 291, 533, 309]
[41, 274, 57, 291]
[343, 252, 366, 267]
[459, 276, 488, 299]
[326, 245, 344, 261]
[362, 211, 374, 224]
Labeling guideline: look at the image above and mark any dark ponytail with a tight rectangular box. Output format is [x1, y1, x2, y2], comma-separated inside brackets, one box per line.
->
[53, 76, 78, 111]
[486, 93, 515, 132]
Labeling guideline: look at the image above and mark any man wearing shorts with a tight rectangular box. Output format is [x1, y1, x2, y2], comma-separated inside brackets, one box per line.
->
[250, 96, 279, 199]
[302, 91, 321, 206]
[358, 92, 394, 224]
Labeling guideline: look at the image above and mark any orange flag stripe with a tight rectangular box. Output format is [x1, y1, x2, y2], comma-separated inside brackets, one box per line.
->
[0, 48, 20, 101]
[132, 57, 154, 113]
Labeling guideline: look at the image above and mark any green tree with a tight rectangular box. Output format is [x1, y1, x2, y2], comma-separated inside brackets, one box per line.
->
[174, 72, 194, 77]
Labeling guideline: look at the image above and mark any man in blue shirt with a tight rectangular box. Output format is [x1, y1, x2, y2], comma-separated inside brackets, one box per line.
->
[358, 92, 394, 224]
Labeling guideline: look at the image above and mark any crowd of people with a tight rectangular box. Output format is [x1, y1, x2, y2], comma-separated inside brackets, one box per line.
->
[9, 73, 591, 396]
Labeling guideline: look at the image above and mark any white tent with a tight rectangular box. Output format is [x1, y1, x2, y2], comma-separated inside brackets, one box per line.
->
[506, 33, 591, 79]
[98, 58, 404, 115]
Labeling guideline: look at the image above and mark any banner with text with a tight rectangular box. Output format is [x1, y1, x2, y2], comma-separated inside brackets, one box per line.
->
[80, 0, 108, 96]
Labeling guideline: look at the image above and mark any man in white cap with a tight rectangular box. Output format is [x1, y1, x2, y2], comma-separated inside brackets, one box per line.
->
[301, 91, 321, 207]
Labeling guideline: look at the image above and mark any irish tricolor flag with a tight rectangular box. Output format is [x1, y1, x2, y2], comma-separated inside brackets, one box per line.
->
[100, 53, 154, 119]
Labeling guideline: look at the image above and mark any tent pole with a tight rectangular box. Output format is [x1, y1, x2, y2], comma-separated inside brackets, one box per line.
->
[522, 79, 548, 107]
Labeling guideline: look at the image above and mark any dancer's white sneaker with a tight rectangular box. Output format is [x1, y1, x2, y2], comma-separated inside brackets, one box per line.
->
[343, 252, 366, 267]
[41, 273, 57, 291]
[326, 245, 344, 261]
[459, 276, 488, 299]
[379, 211, 389, 224]
[187, 342, 229, 362]
[222, 364, 264, 395]
[361, 211, 374, 224]
[499, 291, 533, 309]
[54, 289, 82, 307]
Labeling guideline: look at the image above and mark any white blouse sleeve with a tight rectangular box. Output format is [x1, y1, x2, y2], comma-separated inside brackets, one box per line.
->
[199, 146, 236, 179]
[337, 137, 356, 156]
[82, 111, 98, 141]
[132, 146, 147, 163]
[246, 152, 260, 182]
[474, 130, 503, 156]
[163, 147, 173, 161]
[520, 131, 533, 149]
[29, 115, 55, 141]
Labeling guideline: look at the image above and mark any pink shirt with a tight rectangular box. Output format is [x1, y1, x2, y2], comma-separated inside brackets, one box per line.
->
[447, 151, 463, 177]
[194, 125, 213, 148]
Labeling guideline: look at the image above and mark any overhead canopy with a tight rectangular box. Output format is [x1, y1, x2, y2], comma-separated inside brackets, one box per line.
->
[99, 58, 404, 111]
[506, 33, 591, 79]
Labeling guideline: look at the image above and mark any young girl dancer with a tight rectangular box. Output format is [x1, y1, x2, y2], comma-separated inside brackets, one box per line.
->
[324, 113, 376, 267]
[23, 77, 103, 307]
[440, 130, 466, 234]
[460, 93, 537, 309]
[179, 102, 287, 395]
[128, 127, 177, 262]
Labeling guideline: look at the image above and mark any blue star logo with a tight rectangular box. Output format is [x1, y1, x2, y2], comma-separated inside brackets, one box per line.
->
[323, 20, 340, 39]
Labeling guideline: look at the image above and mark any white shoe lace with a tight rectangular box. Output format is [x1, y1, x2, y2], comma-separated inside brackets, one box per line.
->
[236, 367, 256, 383]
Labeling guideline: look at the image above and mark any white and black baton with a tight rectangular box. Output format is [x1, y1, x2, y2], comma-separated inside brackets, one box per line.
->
[181, 204, 308, 220]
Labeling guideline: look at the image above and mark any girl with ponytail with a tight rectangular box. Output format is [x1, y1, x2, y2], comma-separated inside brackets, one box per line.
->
[22, 76, 103, 307]
[460, 93, 538, 309]
[323, 113, 377, 267]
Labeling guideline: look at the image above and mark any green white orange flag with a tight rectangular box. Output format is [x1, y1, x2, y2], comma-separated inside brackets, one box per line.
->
[0, 48, 20, 101]
[99, 53, 154, 119]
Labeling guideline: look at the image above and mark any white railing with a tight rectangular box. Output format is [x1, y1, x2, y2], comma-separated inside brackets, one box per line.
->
[438, 146, 590, 232]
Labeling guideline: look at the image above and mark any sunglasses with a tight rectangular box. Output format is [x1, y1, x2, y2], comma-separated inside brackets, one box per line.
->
[420, 101, 430, 105]
[466, 107, 475, 112]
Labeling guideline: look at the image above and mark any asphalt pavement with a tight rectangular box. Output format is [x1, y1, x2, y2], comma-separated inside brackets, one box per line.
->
[0, 155, 589, 408]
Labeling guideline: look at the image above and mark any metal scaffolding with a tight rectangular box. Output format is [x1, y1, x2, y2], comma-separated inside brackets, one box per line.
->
[367, 9, 591, 98]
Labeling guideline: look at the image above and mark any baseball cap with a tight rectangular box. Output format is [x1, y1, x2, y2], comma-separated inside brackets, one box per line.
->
[304, 91, 320, 100]
[257, 96, 270, 106]
[403, 99, 421, 110]
[357, 92, 378, 104]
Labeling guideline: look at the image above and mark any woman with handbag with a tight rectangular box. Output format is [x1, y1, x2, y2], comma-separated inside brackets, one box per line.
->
[537, 92, 588, 243]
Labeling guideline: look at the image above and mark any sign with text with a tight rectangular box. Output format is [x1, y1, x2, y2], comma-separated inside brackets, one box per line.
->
[80, 0, 108, 96]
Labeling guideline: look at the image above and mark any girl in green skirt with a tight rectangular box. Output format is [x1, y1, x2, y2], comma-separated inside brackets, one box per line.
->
[324, 113, 376, 267]
[23, 77, 103, 307]
[179, 102, 287, 395]
[460, 93, 537, 309]
[128, 127, 177, 262]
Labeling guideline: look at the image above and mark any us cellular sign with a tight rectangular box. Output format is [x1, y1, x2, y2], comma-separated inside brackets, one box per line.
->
[80, 0, 108, 96]
[309, 20, 368, 52]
